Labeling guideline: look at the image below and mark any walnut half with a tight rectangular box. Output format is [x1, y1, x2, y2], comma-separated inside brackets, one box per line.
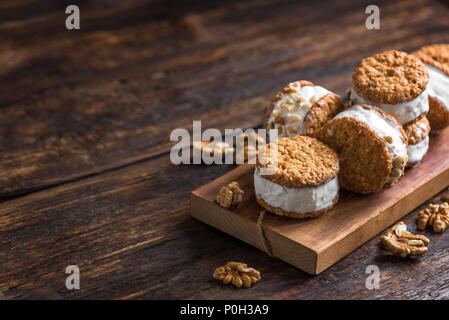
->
[380, 222, 430, 258]
[216, 182, 244, 209]
[213, 262, 261, 288]
[417, 202, 449, 233]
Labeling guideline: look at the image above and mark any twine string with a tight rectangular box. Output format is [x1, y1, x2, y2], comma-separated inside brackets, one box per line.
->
[256, 210, 273, 256]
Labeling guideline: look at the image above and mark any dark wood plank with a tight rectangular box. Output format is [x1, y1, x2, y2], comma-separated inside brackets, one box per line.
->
[190, 129, 449, 274]
[1, 151, 449, 299]
[1, 0, 449, 197]
[2, 0, 449, 300]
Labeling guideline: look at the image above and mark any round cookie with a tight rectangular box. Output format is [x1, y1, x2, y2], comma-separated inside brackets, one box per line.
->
[318, 105, 408, 194]
[254, 135, 339, 219]
[263, 80, 344, 139]
[413, 44, 449, 131]
[349, 50, 429, 125]
[403, 115, 430, 167]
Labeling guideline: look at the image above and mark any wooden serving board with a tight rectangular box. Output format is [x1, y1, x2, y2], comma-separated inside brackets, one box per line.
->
[190, 128, 449, 275]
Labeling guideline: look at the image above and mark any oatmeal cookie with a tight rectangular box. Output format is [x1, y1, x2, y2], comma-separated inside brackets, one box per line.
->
[318, 105, 408, 194]
[254, 135, 340, 219]
[350, 50, 429, 125]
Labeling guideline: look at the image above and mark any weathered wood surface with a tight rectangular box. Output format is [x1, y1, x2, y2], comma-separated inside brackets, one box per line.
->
[1, 0, 449, 197]
[1, 0, 449, 299]
[191, 129, 449, 275]
[1, 152, 449, 299]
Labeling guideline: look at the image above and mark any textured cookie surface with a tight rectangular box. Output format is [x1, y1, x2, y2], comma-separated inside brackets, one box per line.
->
[256, 193, 339, 219]
[256, 135, 339, 188]
[352, 50, 429, 105]
[318, 107, 395, 194]
[403, 115, 430, 145]
[413, 44, 449, 77]
[303, 93, 344, 137]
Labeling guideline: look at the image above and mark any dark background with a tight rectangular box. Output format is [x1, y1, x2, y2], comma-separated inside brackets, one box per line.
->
[1, 0, 449, 299]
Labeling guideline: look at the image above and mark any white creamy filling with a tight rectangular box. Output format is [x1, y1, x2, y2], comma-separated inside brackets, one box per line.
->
[269, 82, 332, 137]
[335, 105, 408, 162]
[425, 64, 449, 111]
[416, 122, 428, 138]
[408, 136, 429, 164]
[349, 87, 429, 125]
[254, 168, 339, 214]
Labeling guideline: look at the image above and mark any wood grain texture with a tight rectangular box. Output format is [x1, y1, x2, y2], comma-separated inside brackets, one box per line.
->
[1, 0, 449, 197]
[1, 0, 449, 300]
[1, 148, 449, 299]
[191, 129, 449, 274]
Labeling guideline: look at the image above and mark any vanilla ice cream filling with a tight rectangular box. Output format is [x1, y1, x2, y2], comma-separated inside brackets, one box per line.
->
[425, 64, 449, 111]
[408, 136, 429, 164]
[349, 87, 429, 125]
[254, 168, 339, 214]
[335, 105, 408, 184]
[269, 82, 332, 137]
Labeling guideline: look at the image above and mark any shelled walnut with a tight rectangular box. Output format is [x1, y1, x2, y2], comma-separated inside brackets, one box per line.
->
[213, 262, 261, 288]
[417, 203, 449, 233]
[216, 182, 244, 208]
[380, 222, 430, 258]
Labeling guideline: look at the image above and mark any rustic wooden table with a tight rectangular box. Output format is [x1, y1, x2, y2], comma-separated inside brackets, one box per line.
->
[1, 0, 449, 300]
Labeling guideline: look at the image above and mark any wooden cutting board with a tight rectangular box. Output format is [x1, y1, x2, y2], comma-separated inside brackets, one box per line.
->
[190, 128, 449, 275]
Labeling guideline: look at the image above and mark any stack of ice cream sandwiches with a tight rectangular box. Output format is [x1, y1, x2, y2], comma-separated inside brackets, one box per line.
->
[254, 45, 449, 220]
[348, 50, 430, 168]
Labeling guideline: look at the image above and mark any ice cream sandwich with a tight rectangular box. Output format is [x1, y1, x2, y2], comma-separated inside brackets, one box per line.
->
[319, 105, 408, 194]
[254, 135, 339, 219]
[264, 80, 344, 138]
[349, 50, 429, 126]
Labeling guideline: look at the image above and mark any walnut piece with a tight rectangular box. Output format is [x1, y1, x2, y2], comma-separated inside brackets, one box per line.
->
[216, 182, 244, 209]
[380, 222, 430, 258]
[417, 202, 449, 233]
[213, 262, 261, 288]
